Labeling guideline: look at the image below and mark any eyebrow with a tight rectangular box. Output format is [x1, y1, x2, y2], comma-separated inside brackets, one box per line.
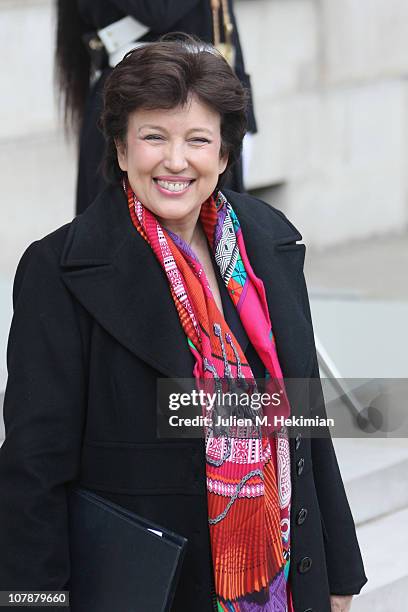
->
[138, 124, 213, 136]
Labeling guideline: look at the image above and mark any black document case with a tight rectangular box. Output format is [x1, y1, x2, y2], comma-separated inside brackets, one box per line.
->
[68, 488, 187, 612]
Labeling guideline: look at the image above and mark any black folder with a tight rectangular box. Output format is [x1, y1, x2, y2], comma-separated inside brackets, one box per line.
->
[68, 488, 187, 612]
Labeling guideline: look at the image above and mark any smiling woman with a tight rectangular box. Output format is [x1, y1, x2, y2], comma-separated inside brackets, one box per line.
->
[114, 98, 228, 242]
[0, 36, 367, 612]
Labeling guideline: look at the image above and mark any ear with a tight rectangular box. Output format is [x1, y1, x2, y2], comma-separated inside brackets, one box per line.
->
[115, 139, 128, 172]
[218, 151, 229, 175]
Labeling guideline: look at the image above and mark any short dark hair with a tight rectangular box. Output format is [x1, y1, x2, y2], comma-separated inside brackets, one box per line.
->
[100, 34, 249, 188]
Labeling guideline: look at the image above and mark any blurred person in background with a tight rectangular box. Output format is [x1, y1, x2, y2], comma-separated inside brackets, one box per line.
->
[55, 0, 257, 215]
[0, 38, 366, 611]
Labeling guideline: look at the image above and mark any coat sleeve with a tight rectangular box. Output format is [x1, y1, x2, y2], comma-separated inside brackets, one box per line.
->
[300, 275, 368, 595]
[0, 239, 87, 605]
[104, 0, 202, 32]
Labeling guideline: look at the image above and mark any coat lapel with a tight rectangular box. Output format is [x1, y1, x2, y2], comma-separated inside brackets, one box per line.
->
[60, 185, 313, 380]
[226, 190, 315, 379]
[61, 185, 195, 378]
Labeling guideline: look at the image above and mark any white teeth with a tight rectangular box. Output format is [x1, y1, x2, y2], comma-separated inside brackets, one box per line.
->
[156, 180, 191, 192]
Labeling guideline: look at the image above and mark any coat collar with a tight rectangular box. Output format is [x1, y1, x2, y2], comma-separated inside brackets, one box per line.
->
[60, 185, 313, 379]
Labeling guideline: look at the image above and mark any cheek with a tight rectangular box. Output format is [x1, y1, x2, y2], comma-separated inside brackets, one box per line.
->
[195, 147, 225, 175]
[127, 142, 161, 175]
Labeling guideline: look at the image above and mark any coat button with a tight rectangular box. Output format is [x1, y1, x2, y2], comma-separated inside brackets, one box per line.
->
[298, 556, 313, 574]
[297, 457, 305, 476]
[295, 432, 302, 450]
[298, 557, 312, 574]
[296, 508, 308, 525]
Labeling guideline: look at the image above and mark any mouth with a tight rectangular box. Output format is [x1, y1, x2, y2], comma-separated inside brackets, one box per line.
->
[153, 178, 195, 195]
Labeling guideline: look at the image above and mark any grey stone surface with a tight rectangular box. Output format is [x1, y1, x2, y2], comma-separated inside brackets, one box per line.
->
[305, 232, 408, 300]
[333, 438, 408, 526]
[307, 227, 408, 610]
[2, 0, 408, 278]
[321, 0, 408, 84]
[353, 574, 408, 612]
[310, 297, 408, 378]
[0, 393, 4, 443]
[1, 0, 57, 140]
[352, 508, 408, 611]
[0, 278, 12, 401]
[0, 131, 76, 280]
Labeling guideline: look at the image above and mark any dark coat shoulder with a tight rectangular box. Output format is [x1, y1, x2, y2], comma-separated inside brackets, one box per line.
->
[0, 184, 367, 611]
[223, 188, 302, 243]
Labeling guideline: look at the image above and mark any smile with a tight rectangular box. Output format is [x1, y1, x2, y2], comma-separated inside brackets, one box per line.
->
[153, 178, 195, 195]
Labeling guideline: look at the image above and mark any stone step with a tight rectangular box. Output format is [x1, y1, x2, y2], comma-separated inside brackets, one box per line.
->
[333, 438, 408, 526]
[351, 507, 408, 612]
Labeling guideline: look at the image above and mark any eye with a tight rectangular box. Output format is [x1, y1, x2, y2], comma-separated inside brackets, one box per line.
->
[189, 138, 210, 144]
[144, 134, 164, 141]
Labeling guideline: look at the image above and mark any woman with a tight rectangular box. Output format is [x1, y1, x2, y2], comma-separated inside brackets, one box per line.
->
[0, 39, 366, 611]
[55, 0, 257, 214]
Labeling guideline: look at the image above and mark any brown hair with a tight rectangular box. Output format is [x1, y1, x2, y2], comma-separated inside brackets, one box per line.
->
[100, 34, 249, 188]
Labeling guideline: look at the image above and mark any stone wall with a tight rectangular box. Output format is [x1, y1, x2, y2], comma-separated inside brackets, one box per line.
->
[0, 0, 76, 281]
[1, 0, 407, 282]
[240, 0, 408, 245]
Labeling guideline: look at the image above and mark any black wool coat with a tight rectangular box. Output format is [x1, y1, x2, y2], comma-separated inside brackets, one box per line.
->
[76, 0, 257, 213]
[0, 186, 367, 611]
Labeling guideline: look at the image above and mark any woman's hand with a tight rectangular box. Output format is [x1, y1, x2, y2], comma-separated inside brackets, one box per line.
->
[330, 595, 353, 611]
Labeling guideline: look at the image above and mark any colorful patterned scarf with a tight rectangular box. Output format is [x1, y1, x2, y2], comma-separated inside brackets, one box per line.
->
[126, 181, 294, 611]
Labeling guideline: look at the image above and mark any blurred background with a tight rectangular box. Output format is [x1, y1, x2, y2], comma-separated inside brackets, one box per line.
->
[1, 1, 408, 609]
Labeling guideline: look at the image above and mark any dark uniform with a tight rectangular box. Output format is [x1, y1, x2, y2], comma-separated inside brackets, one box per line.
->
[76, 0, 257, 214]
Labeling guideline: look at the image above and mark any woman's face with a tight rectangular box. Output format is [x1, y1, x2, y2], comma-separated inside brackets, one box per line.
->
[116, 95, 228, 227]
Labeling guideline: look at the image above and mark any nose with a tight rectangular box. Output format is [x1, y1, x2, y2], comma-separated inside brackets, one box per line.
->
[163, 140, 189, 173]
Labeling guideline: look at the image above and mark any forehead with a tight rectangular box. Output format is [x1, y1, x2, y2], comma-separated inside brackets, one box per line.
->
[128, 95, 221, 133]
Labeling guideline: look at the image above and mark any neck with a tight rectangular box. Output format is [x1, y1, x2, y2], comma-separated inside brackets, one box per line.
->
[159, 211, 204, 248]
